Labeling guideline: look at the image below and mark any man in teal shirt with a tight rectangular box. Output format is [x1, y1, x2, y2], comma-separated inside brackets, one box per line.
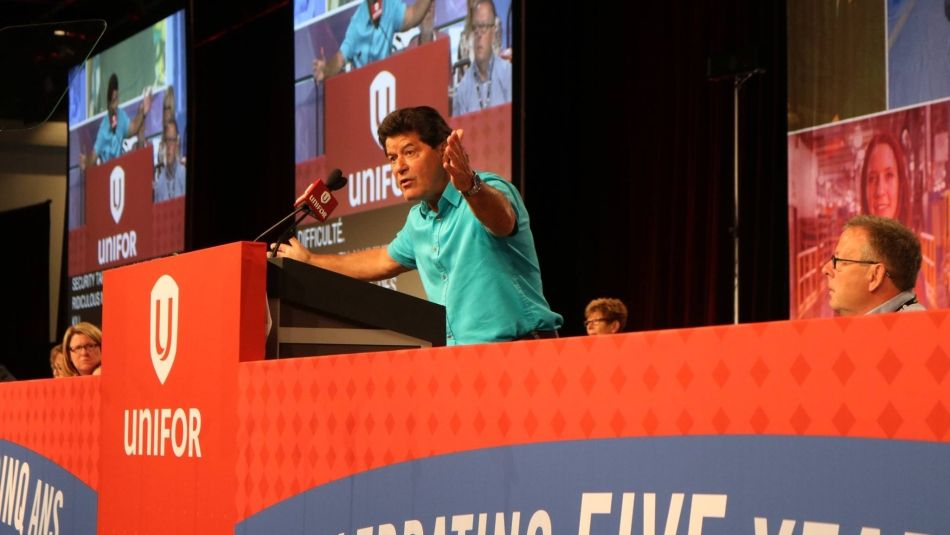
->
[86, 73, 151, 166]
[274, 106, 562, 344]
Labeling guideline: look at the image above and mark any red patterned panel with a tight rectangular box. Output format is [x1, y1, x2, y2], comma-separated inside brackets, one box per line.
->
[0, 376, 101, 489]
[236, 310, 950, 518]
[152, 196, 185, 254]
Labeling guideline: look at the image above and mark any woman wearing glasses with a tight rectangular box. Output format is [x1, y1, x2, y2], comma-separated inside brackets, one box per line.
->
[584, 298, 628, 335]
[62, 322, 102, 376]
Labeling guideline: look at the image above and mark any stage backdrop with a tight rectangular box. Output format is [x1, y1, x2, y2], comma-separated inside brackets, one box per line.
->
[787, 0, 950, 318]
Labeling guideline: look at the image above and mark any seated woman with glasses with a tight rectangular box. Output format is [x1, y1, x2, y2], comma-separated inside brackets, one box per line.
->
[62, 322, 103, 376]
[584, 298, 628, 335]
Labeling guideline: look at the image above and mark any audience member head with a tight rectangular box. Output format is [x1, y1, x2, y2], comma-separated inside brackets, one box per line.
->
[821, 215, 921, 316]
[471, 0, 498, 74]
[584, 298, 628, 335]
[49, 344, 74, 378]
[163, 85, 176, 125]
[62, 322, 103, 376]
[860, 134, 909, 223]
[107, 73, 119, 121]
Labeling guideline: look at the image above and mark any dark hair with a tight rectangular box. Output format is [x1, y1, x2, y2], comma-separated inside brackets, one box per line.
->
[107, 73, 119, 103]
[860, 133, 909, 224]
[845, 215, 921, 291]
[585, 298, 628, 330]
[377, 106, 452, 150]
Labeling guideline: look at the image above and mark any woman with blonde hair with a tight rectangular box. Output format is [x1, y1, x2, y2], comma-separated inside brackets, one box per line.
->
[62, 322, 102, 376]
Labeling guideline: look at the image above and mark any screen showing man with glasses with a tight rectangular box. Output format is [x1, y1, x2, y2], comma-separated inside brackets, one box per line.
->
[154, 118, 186, 202]
[452, 0, 512, 115]
[821, 215, 924, 316]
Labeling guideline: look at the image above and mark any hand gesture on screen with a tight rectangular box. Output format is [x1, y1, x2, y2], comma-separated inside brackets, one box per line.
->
[312, 48, 327, 84]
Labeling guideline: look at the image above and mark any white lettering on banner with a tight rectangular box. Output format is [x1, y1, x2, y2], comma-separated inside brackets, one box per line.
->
[0, 456, 65, 535]
[97, 230, 138, 265]
[0, 455, 30, 534]
[26, 479, 63, 535]
[123, 408, 202, 458]
[298, 220, 345, 249]
[348, 166, 397, 208]
[70, 292, 102, 310]
[341, 512, 543, 535]
[581, 492, 727, 535]
[70, 273, 99, 291]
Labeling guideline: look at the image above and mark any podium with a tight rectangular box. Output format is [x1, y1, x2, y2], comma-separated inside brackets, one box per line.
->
[265, 257, 445, 357]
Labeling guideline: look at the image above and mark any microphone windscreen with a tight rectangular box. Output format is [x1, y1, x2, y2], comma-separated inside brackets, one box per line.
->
[326, 168, 347, 191]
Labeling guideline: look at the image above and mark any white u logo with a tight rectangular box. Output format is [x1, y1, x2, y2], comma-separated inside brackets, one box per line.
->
[109, 165, 126, 224]
[149, 274, 179, 385]
[369, 70, 396, 148]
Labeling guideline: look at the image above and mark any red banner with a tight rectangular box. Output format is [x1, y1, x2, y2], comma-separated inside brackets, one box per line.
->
[83, 147, 155, 274]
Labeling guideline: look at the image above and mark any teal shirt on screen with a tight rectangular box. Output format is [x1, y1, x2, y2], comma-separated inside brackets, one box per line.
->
[387, 173, 563, 345]
[93, 108, 130, 163]
[339, 0, 406, 69]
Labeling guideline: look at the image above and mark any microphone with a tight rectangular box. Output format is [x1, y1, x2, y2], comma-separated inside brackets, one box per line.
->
[255, 169, 346, 243]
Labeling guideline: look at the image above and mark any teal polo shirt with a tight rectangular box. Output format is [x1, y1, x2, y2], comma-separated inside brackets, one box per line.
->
[339, 0, 406, 69]
[387, 173, 563, 345]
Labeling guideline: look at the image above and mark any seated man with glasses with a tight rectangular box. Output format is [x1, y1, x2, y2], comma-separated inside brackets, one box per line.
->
[584, 298, 628, 335]
[154, 119, 186, 202]
[62, 322, 103, 376]
[822, 215, 924, 316]
[452, 0, 512, 115]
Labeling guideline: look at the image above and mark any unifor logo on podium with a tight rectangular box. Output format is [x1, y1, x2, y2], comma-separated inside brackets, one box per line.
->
[149, 274, 179, 385]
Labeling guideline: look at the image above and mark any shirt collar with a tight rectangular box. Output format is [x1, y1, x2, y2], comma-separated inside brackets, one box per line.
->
[418, 181, 462, 217]
[866, 290, 918, 314]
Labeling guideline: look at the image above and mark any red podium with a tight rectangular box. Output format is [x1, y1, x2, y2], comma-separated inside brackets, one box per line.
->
[98, 241, 265, 532]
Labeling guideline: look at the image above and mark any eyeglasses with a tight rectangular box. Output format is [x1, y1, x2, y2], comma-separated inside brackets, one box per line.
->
[830, 255, 880, 270]
[472, 22, 495, 35]
[69, 343, 100, 354]
[584, 318, 611, 328]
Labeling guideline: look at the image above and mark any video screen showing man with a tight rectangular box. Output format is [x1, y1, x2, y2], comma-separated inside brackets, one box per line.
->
[82, 73, 151, 169]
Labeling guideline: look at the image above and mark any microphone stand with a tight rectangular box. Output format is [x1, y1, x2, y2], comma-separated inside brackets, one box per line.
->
[254, 205, 309, 242]
[708, 61, 763, 325]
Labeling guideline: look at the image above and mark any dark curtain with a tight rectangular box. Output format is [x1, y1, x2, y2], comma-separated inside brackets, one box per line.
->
[0, 201, 51, 379]
[523, 1, 789, 336]
[189, 0, 294, 251]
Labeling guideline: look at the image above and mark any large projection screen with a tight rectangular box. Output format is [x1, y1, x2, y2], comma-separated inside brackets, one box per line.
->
[787, 0, 950, 318]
